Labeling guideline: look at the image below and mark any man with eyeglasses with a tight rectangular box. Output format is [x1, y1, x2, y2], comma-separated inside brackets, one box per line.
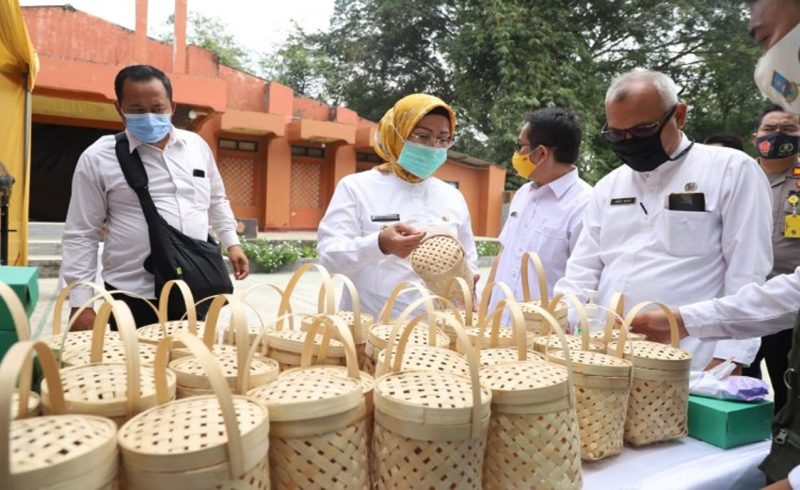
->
[554, 68, 772, 375]
[485, 108, 591, 318]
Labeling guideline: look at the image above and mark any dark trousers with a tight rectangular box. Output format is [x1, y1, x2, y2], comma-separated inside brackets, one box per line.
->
[742, 327, 793, 413]
[105, 282, 208, 329]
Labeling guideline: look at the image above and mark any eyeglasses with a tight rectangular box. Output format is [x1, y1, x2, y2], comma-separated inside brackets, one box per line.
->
[514, 142, 528, 153]
[601, 105, 678, 143]
[408, 132, 455, 148]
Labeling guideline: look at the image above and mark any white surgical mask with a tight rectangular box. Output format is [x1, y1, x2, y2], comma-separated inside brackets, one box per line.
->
[755, 24, 800, 115]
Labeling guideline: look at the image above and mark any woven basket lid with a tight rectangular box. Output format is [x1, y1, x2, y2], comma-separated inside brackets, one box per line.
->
[532, 334, 604, 353]
[281, 365, 375, 396]
[170, 353, 279, 390]
[607, 340, 691, 370]
[374, 371, 491, 426]
[479, 361, 569, 406]
[10, 391, 39, 420]
[9, 414, 118, 488]
[40, 364, 177, 417]
[171, 343, 237, 360]
[434, 310, 479, 332]
[264, 330, 346, 357]
[137, 320, 208, 345]
[367, 323, 448, 351]
[410, 234, 464, 277]
[374, 345, 470, 378]
[223, 322, 264, 345]
[547, 349, 632, 377]
[478, 348, 545, 367]
[248, 372, 362, 422]
[520, 301, 568, 319]
[40, 330, 115, 353]
[60, 341, 158, 367]
[300, 310, 374, 345]
[466, 326, 534, 346]
[118, 394, 268, 473]
[590, 329, 646, 343]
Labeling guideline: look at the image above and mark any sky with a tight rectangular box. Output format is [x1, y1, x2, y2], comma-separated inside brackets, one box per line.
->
[19, 0, 336, 56]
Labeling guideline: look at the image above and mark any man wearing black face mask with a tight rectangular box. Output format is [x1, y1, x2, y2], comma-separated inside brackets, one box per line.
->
[555, 69, 773, 374]
[742, 104, 800, 412]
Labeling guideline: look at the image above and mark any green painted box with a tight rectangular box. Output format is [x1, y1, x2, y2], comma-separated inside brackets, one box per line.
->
[688, 394, 773, 449]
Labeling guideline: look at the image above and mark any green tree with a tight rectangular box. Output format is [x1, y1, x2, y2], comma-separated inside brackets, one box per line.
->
[159, 13, 250, 72]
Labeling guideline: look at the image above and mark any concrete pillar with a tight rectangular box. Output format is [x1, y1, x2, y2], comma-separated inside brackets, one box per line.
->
[479, 165, 507, 237]
[134, 0, 148, 62]
[173, 0, 187, 73]
[321, 142, 355, 209]
[264, 136, 292, 229]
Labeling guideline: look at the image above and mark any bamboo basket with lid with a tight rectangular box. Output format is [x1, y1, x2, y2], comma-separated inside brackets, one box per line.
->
[41, 299, 177, 426]
[517, 252, 569, 335]
[545, 295, 633, 461]
[135, 280, 214, 351]
[0, 283, 41, 420]
[246, 315, 369, 489]
[371, 305, 491, 489]
[409, 227, 474, 302]
[432, 277, 478, 351]
[1, 340, 119, 490]
[531, 293, 605, 354]
[477, 301, 582, 489]
[607, 302, 692, 446]
[363, 281, 449, 374]
[117, 333, 271, 489]
[169, 294, 278, 398]
[588, 292, 647, 346]
[222, 281, 289, 347]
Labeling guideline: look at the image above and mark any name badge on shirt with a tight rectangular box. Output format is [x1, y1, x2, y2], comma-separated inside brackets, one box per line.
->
[610, 197, 637, 206]
[371, 214, 400, 222]
[193, 169, 206, 178]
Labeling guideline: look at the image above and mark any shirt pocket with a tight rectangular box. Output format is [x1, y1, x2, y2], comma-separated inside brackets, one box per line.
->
[664, 210, 715, 257]
[192, 174, 211, 209]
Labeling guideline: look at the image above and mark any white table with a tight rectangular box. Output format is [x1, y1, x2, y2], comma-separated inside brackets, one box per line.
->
[582, 437, 771, 489]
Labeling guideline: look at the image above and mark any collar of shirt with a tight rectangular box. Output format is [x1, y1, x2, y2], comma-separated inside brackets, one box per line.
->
[125, 125, 186, 153]
[529, 167, 579, 201]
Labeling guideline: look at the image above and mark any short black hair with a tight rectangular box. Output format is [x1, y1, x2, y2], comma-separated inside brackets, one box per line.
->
[704, 133, 744, 151]
[524, 107, 582, 164]
[426, 106, 452, 123]
[114, 65, 173, 103]
[755, 103, 795, 129]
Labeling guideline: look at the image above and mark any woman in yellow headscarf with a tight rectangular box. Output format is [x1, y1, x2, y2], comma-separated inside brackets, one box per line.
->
[317, 94, 478, 316]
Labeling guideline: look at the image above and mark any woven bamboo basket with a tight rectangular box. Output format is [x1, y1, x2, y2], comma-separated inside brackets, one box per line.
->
[476, 301, 582, 489]
[0, 284, 41, 420]
[41, 300, 177, 426]
[169, 294, 279, 398]
[409, 228, 473, 302]
[246, 315, 368, 489]
[589, 292, 647, 346]
[222, 282, 289, 346]
[517, 252, 569, 335]
[531, 294, 605, 354]
[545, 295, 633, 461]
[1, 340, 119, 490]
[363, 282, 448, 374]
[372, 308, 491, 489]
[607, 302, 692, 446]
[431, 277, 477, 351]
[118, 333, 270, 489]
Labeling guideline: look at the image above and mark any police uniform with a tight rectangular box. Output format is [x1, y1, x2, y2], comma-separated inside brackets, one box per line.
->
[555, 134, 773, 371]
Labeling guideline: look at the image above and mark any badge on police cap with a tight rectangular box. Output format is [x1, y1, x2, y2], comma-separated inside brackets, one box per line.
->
[684, 182, 697, 192]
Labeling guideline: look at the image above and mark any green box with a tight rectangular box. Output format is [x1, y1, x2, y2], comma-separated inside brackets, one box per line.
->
[688, 394, 773, 449]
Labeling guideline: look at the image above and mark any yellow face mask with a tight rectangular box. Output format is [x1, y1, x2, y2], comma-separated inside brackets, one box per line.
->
[512, 150, 537, 179]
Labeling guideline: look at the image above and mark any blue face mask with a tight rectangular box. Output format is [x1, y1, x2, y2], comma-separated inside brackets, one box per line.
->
[124, 113, 172, 143]
[397, 140, 448, 179]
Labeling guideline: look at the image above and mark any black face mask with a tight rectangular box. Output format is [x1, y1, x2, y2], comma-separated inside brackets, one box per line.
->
[609, 130, 672, 172]
[755, 132, 800, 159]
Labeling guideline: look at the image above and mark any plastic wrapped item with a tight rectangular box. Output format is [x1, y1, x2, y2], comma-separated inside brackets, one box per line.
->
[689, 360, 769, 402]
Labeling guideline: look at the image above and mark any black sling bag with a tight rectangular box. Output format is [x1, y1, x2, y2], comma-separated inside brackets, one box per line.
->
[113, 132, 233, 315]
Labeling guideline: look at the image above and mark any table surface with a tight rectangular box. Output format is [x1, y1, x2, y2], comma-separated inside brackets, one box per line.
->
[582, 437, 771, 490]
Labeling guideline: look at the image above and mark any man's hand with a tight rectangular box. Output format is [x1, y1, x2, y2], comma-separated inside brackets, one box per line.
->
[378, 223, 425, 258]
[228, 245, 250, 280]
[630, 307, 689, 344]
[68, 307, 96, 331]
[704, 358, 743, 375]
[763, 479, 791, 490]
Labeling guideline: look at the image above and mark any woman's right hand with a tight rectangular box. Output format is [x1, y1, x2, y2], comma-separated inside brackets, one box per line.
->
[378, 223, 425, 258]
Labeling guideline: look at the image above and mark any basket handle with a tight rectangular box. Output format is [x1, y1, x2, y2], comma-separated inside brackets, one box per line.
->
[0, 341, 66, 488]
[601, 292, 625, 345]
[201, 294, 250, 394]
[442, 277, 473, 327]
[477, 298, 528, 361]
[275, 263, 336, 330]
[88, 300, 142, 417]
[157, 280, 197, 335]
[376, 281, 431, 324]
[299, 315, 360, 379]
[377, 293, 444, 374]
[156, 333, 246, 480]
[529, 304, 577, 408]
[332, 274, 366, 343]
[559, 294, 590, 351]
[614, 301, 680, 358]
[520, 251, 549, 306]
[0, 283, 31, 342]
[387, 307, 486, 440]
[475, 281, 517, 348]
[52, 281, 115, 335]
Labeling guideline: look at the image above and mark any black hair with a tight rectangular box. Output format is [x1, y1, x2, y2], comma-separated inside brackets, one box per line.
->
[114, 64, 173, 103]
[426, 106, 452, 123]
[755, 103, 796, 129]
[524, 107, 582, 164]
[704, 133, 744, 151]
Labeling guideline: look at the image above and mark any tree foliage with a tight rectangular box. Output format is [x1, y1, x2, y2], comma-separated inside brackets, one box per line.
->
[160, 13, 250, 72]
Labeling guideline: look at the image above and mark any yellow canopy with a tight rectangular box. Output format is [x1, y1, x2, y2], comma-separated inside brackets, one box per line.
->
[0, 0, 38, 265]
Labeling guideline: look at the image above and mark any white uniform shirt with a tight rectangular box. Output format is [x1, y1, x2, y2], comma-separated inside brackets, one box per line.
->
[555, 135, 773, 370]
[317, 169, 478, 317]
[62, 127, 239, 307]
[488, 168, 592, 314]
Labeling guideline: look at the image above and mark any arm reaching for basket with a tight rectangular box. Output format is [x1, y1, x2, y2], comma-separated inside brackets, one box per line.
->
[378, 223, 426, 258]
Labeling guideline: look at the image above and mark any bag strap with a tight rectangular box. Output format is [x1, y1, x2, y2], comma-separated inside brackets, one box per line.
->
[114, 132, 162, 230]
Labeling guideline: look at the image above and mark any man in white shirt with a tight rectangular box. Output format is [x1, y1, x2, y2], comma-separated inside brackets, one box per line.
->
[486, 107, 592, 315]
[62, 64, 249, 329]
[554, 69, 773, 373]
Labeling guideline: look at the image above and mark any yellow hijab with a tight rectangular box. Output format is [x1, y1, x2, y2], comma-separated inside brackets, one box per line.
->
[374, 93, 457, 183]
